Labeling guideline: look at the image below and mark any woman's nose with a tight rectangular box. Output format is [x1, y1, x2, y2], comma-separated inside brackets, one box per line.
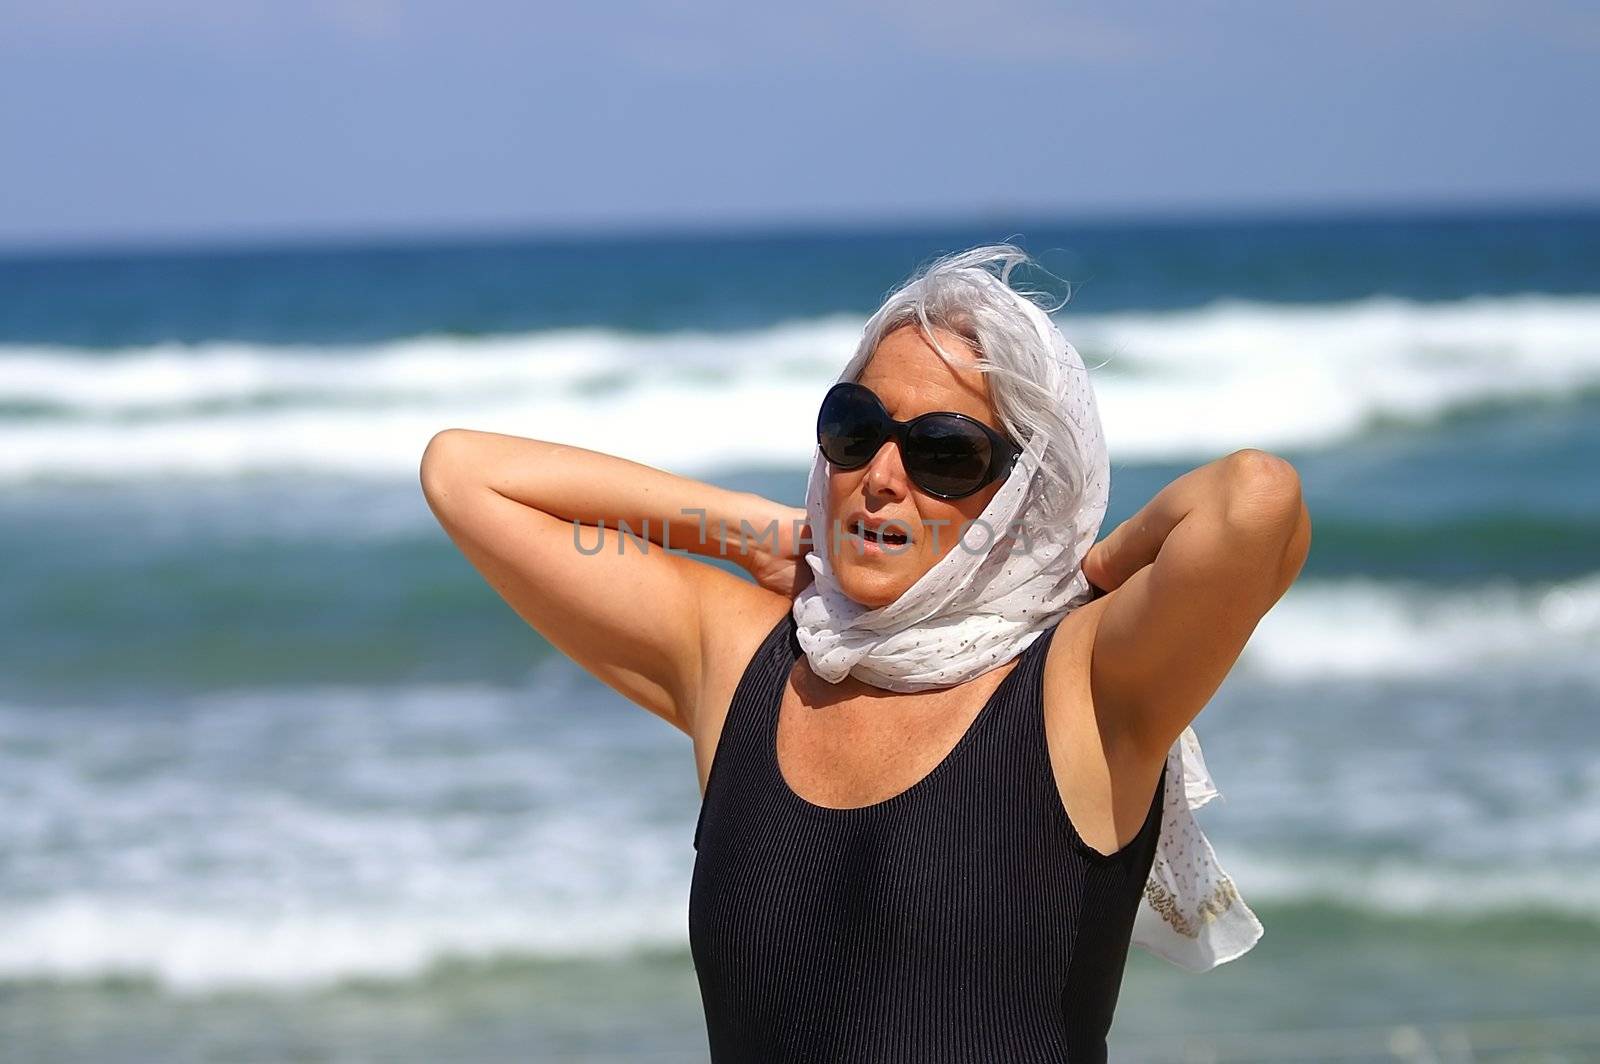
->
[863, 440, 909, 498]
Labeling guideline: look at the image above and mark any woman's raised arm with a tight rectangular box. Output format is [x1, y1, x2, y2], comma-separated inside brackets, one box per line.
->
[419, 429, 806, 735]
[1082, 448, 1311, 761]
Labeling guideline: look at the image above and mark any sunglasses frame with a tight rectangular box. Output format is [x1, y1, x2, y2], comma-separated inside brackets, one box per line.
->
[816, 381, 1023, 500]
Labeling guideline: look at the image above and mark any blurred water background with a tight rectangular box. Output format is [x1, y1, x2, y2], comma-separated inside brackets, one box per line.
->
[2, 207, 1598, 1061]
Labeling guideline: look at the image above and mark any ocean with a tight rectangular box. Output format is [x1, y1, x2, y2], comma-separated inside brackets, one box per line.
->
[2, 208, 1597, 1062]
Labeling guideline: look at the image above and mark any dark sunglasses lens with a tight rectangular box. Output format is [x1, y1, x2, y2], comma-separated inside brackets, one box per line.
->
[818, 386, 886, 468]
[905, 418, 995, 497]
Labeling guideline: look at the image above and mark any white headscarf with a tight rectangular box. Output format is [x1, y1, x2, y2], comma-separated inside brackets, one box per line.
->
[790, 272, 1264, 972]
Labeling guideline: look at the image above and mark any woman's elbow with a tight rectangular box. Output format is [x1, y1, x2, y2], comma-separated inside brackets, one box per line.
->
[1222, 448, 1303, 531]
[420, 428, 480, 505]
[1222, 449, 1311, 588]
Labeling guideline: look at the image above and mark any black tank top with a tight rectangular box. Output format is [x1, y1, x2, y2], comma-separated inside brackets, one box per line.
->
[689, 611, 1166, 1063]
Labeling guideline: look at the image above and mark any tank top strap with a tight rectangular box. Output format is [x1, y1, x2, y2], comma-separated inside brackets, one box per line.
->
[692, 609, 798, 851]
[994, 617, 1067, 729]
[968, 617, 1061, 771]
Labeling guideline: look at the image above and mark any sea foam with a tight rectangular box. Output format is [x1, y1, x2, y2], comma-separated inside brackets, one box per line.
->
[0, 294, 1596, 482]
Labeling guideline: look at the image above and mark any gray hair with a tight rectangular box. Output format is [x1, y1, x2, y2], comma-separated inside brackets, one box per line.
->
[846, 243, 1100, 545]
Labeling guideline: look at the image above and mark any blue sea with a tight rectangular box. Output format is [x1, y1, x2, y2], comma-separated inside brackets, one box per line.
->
[2, 208, 1598, 1062]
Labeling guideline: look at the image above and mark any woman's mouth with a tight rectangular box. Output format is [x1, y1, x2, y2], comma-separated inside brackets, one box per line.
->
[849, 519, 911, 551]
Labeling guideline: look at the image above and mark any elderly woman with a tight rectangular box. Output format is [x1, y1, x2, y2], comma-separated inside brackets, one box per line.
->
[420, 245, 1311, 1062]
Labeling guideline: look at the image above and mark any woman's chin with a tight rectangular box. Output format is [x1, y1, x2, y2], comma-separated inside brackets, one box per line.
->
[832, 555, 918, 608]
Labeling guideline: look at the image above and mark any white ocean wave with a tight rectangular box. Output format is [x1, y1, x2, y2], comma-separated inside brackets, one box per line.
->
[0, 294, 1596, 482]
[1, 854, 1596, 992]
[1241, 571, 1600, 679]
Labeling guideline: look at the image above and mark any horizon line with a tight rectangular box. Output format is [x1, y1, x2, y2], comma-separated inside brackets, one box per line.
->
[4, 192, 1599, 262]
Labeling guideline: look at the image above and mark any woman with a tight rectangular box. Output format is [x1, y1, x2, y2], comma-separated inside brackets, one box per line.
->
[420, 245, 1311, 1062]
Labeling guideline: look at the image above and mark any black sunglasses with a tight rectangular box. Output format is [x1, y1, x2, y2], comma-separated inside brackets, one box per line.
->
[816, 382, 1022, 500]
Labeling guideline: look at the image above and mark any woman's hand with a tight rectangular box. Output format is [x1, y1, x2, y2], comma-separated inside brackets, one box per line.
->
[1084, 452, 1274, 595]
[738, 500, 814, 598]
[1082, 529, 1135, 594]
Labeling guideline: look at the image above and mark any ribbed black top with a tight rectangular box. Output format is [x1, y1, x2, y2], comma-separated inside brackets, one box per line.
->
[689, 611, 1166, 1063]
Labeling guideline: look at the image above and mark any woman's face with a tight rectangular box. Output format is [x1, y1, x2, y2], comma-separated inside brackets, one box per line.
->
[824, 323, 1011, 608]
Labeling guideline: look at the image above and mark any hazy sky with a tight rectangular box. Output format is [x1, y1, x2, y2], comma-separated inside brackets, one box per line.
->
[3, 1, 1597, 246]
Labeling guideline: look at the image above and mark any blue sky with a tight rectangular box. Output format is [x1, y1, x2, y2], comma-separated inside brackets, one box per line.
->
[2, 1, 1596, 246]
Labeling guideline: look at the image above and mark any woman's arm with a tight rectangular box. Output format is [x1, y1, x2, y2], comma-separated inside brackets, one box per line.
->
[419, 429, 806, 735]
[1082, 448, 1311, 759]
